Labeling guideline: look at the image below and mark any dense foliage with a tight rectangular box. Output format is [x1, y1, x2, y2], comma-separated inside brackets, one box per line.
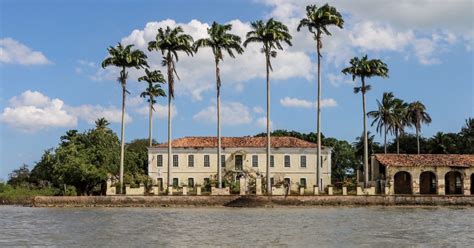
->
[7, 119, 150, 196]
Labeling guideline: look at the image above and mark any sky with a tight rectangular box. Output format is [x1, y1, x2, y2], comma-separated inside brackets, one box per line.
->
[0, 0, 473, 179]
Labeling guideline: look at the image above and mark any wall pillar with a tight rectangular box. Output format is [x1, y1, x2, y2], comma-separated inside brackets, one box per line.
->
[255, 177, 262, 195]
[196, 186, 201, 195]
[239, 177, 246, 195]
[463, 177, 471, 196]
[412, 178, 420, 195]
[437, 178, 445, 195]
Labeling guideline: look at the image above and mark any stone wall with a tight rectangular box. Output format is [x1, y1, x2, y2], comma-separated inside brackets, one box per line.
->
[31, 195, 474, 207]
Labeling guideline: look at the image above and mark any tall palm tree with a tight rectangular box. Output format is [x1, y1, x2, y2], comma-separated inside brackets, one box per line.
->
[148, 26, 193, 190]
[243, 19, 292, 193]
[194, 22, 244, 188]
[367, 92, 396, 154]
[342, 55, 388, 187]
[297, 4, 343, 191]
[391, 98, 409, 154]
[102, 43, 148, 193]
[138, 69, 166, 147]
[406, 101, 431, 154]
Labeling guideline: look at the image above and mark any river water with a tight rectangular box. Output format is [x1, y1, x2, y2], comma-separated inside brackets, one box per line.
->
[0, 206, 473, 247]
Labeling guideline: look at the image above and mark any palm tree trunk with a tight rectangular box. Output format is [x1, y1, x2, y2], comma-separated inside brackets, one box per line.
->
[149, 98, 153, 147]
[396, 128, 400, 154]
[362, 77, 369, 187]
[316, 36, 322, 192]
[119, 68, 126, 194]
[266, 53, 271, 193]
[216, 59, 222, 189]
[384, 125, 387, 154]
[416, 125, 420, 154]
[167, 58, 172, 190]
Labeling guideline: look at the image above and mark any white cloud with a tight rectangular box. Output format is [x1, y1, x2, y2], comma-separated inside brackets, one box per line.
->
[327, 73, 353, 87]
[259, 0, 472, 65]
[0, 91, 76, 131]
[101, 18, 313, 101]
[349, 22, 414, 52]
[280, 97, 337, 108]
[0, 38, 50, 65]
[193, 102, 252, 125]
[135, 103, 177, 119]
[280, 97, 314, 108]
[1, 90, 131, 132]
[127, 95, 144, 107]
[66, 105, 132, 125]
[253, 106, 264, 114]
[256, 116, 274, 130]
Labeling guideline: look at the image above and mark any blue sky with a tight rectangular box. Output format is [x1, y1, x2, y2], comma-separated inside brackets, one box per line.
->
[1, 0, 473, 179]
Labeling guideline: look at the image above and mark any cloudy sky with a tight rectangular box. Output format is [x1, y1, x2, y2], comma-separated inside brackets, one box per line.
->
[1, 0, 473, 179]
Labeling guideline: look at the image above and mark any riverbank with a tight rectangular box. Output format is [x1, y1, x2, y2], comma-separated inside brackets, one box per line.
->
[1, 195, 469, 207]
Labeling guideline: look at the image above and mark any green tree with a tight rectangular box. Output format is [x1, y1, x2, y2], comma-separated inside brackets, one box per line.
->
[367, 92, 397, 153]
[194, 21, 244, 188]
[459, 118, 474, 154]
[148, 26, 194, 189]
[406, 101, 432, 154]
[244, 18, 292, 193]
[297, 3, 344, 191]
[7, 164, 31, 188]
[138, 69, 166, 147]
[342, 55, 388, 187]
[391, 98, 409, 154]
[101, 43, 148, 193]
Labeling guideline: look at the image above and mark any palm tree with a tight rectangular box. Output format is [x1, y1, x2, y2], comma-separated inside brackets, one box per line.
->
[148, 26, 193, 191]
[138, 69, 166, 147]
[297, 4, 343, 191]
[243, 19, 292, 193]
[95, 117, 110, 130]
[391, 98, 409, 154]
[102, 43, 148, 193]
[342, 55, 388, 187]
[194, 22, 244, 188]
[367, 92, 396, 153]
[406, 101, 432, 154]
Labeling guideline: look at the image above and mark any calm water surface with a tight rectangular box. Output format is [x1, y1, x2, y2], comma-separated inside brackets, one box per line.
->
[0, 206, 473, 247]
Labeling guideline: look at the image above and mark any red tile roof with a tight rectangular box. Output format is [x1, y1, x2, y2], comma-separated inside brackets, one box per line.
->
[153, 136, 318, 149]
[374, 154, 474, 168]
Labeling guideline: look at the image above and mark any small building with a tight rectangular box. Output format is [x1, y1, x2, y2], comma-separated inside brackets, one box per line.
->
[148, 136, 332, 192]
[370, 154, 474, 195]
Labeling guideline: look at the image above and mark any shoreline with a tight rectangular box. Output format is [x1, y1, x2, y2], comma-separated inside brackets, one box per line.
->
[2, 195, 473, 208]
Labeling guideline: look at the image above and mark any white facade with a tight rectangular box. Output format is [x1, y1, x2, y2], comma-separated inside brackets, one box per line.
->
[148, 145, 332, 192]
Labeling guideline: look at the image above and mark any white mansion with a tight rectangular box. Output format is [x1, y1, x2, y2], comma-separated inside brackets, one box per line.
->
[147, 136, 332, 192]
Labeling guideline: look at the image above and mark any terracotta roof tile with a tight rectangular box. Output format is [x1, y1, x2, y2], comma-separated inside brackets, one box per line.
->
[153, 136, 318, 149]
[374, 154, 474, 168]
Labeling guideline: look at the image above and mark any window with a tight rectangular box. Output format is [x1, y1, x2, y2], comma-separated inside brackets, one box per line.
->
[221, 155, 225, 167]
[252, 155, 258, 167]
[270, 155, 274, 167]
[270, 177, 274, 187]
[188, 178, 194, 188]
[284, 178, 291, 185]
[235, 155, 243, 170]
[203, 178, 210, 186]
[300, 178, 307, 188]
[188, 155, 194, 167]
[300, 155, 306, 168]
[172, 178, 179, 188]
[157, 155, 163, 167]
[173, 155, 179, 167]
[204, 155, 210, 167]
[284, 155, 290, 167]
